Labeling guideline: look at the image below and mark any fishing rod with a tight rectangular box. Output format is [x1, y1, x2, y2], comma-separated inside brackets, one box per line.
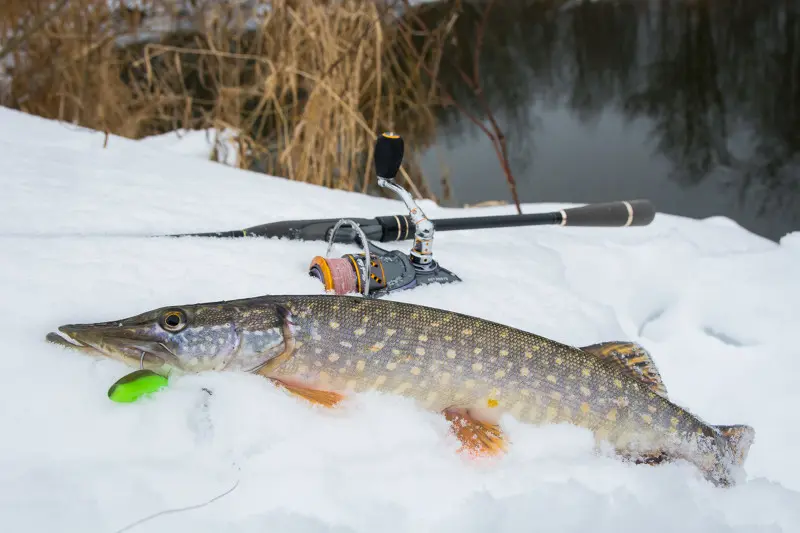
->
[171, 197, 655, 245]
[273, 132, 654, 298]
[168, 130, 654, 246]
[172, 199, 654, 244]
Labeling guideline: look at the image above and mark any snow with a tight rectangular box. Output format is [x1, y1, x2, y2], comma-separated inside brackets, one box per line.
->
[136, 128, 242, 166]
[1, 104, 799, 532]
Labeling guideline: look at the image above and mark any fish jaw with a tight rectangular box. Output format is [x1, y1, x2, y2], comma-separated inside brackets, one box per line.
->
[46, 301, 291, 375]
[47, 322, 180, 373]
[46, 309, 223, 374]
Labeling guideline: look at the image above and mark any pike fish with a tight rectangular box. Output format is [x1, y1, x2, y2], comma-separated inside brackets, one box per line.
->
[46, 294, 754, 486]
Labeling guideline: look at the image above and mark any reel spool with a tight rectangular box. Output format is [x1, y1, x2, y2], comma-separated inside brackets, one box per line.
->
[308, 246, 424, 297]
[309, 254, 405, 296]
[308, 132, 461, 298]
[309, 218, 380, 297]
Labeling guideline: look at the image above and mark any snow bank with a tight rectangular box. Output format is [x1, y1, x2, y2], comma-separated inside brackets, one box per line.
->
[1, 106, 799, 532]
[136, 128, 242, 166]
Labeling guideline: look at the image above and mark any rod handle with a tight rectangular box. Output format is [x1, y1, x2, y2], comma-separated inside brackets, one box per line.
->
[559, 199, 655, 227]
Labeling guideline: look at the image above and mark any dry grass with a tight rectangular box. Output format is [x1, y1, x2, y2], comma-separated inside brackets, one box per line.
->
[1, 0, 450, 197]
[2, 0, 135, 134]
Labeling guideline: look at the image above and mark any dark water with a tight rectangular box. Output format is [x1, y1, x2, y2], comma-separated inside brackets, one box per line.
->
[415, 0, 800, 242]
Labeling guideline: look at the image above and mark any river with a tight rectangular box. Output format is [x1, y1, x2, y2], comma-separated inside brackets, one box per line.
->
[415, 0, 799, 242]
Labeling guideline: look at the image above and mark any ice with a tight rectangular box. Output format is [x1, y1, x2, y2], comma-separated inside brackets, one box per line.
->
[1, 104, 799, 532]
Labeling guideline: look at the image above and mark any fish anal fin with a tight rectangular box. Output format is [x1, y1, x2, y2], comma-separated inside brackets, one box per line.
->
[272, 379, 345, 408]
[616, 448, 675, 467]
[633, 451, 673, 466]
[715, 424, 756, 466]
[443, 407, 508, 457]
[581, 341, 668, 398]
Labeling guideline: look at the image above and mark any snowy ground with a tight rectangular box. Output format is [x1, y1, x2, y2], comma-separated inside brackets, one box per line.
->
[1, 106, 799, 532]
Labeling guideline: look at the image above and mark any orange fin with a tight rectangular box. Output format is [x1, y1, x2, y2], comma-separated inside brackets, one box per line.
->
[444, 408, 508, 457]
[273, 379, 345, 408]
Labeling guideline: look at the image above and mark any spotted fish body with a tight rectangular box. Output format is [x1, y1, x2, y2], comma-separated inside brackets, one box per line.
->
[48, 294, 754, 487]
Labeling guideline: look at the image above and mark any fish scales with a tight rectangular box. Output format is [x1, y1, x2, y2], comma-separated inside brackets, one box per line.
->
[47, 293, 755, 487]
[276, 297, 698, 440]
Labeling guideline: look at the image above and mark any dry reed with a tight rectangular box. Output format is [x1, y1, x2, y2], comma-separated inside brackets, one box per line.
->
[1, 0, 450, 198]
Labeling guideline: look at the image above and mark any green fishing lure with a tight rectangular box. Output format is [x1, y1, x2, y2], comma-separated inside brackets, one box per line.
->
[107, 369, 168, 403]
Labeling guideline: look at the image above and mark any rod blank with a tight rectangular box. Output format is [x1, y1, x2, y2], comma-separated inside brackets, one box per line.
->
[168, 199, 655, 243]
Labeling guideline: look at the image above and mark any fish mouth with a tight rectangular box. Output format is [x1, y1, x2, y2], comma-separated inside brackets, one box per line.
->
[46, 329, 96, 352]
[46, 326, 172, 370]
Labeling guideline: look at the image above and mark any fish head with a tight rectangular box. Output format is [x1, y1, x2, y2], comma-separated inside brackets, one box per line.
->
[46, 301, 287, 374]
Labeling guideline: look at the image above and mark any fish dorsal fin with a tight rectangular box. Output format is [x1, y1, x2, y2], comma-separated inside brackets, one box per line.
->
[580, 341, 668, 398]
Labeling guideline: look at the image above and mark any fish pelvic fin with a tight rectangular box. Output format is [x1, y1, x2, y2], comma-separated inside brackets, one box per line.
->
[715, 424, 756, 466]
[443, 407, 508, 457]
[580, 341, 668, 398]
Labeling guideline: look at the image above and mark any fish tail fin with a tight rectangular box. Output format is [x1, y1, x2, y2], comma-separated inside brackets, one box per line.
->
[714, 424, 756, 466]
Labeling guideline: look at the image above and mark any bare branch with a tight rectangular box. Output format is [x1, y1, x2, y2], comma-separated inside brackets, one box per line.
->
[399, 0, 521, 213]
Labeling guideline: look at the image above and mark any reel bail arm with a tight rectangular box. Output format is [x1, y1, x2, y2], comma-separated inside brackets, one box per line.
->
[374, 133, 436, 270]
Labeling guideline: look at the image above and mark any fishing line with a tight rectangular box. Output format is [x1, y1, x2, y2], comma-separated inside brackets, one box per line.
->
[321, 257, 359, 294]
[112, 476, 240, 533]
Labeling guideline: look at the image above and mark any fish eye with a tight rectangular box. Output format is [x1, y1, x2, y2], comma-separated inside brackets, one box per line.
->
[160, 310, 187, 332]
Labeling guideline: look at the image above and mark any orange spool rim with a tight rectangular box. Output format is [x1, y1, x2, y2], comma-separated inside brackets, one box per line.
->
[309, 256, 335, 292]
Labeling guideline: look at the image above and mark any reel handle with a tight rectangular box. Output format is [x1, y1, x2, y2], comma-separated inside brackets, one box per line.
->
[374, 132, 404, 181]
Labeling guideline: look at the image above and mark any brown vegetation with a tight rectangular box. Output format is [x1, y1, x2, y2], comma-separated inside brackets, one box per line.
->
[0, 0, 520, 207]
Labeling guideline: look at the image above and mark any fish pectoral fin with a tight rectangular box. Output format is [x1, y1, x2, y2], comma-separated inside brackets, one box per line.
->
[272, 379, 345, 408]
[253, 304, 297, 377]
[580, 341, 668, 398]
[443, 407, 508, 457]
[251, 306, 344, 409]
[715, 424, 756, 466]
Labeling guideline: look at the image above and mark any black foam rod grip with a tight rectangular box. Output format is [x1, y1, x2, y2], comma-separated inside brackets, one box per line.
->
[374, 132, 404, 180]
[560, 200, 655, 227]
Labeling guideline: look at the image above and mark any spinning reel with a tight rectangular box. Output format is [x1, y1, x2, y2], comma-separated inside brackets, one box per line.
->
[306, 133, 656, 298]
[308, 133, 460, 298]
